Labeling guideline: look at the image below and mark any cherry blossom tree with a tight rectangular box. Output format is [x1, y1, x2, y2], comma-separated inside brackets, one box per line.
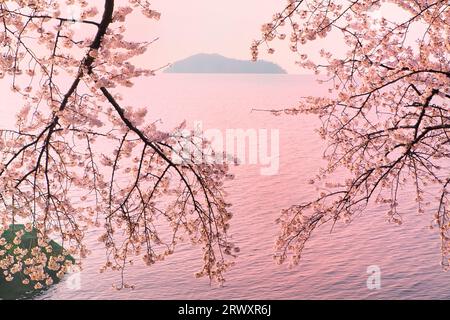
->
[0, 0, 237, 290]
[254, 0, 449, 267]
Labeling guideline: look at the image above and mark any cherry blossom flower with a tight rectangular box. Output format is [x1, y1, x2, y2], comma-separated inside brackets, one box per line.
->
[254, 0, 450, 268]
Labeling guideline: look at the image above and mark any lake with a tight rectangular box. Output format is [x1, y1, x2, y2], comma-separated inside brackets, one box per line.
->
[1, 74, 449, 299]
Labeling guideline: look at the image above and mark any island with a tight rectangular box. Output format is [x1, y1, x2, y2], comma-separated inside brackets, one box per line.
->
[164, 53, 287, 74]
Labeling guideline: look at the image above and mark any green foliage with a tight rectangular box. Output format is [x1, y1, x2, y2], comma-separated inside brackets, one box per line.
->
[0, 224, 75, 300]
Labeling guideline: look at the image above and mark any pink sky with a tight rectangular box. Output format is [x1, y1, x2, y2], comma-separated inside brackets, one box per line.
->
[128, 1, 302, 74]
[123, 1, 411, 75]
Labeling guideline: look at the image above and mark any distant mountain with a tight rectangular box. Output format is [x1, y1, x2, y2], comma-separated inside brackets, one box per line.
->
[164, 53, 287, 74]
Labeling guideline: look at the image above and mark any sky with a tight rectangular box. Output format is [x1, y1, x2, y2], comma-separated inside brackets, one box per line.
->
[127, 0, 303, 74]
[123, 1, 413, 75]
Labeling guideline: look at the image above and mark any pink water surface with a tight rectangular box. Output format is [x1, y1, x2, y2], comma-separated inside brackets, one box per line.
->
[2, 74, 448, 299]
